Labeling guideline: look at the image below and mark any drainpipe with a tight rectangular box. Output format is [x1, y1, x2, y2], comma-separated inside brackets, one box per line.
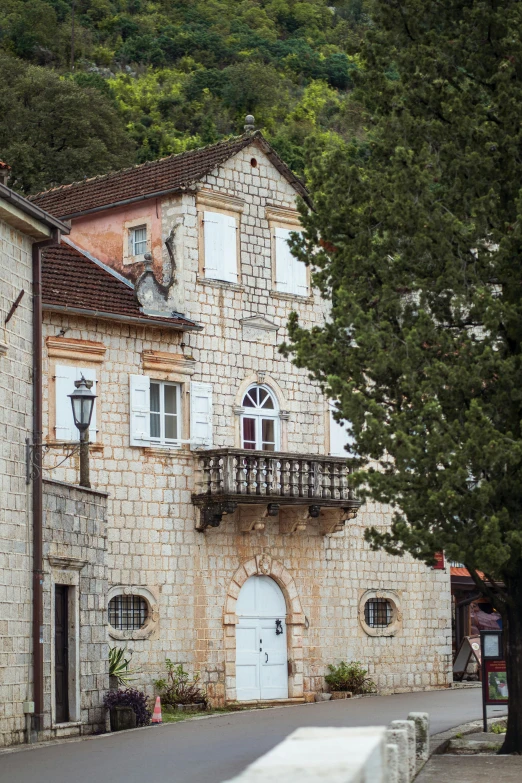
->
[31, 229, 61, 738]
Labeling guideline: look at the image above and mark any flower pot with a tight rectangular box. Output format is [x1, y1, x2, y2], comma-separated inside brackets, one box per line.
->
[175, 703, 206, 712]
[110, 706, 137, 731]
[109, 675, 119, 691]
[330, 691, 353, 699]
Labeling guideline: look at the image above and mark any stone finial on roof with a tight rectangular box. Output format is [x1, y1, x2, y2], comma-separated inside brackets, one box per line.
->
[244, 115, 255, 132]
[0, 161, 11, 186]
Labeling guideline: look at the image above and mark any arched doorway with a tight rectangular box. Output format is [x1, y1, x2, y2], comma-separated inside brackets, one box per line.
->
[241, 384, 279, 451]
[236, 575, 289, 701]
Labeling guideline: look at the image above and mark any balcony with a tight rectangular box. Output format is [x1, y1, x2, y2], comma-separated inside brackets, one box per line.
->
[192, 448, 360, 534]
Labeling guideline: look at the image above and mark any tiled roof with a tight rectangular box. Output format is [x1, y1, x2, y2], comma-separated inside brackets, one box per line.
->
[31, 132, 310, 219]
[42, 242, 200, 331]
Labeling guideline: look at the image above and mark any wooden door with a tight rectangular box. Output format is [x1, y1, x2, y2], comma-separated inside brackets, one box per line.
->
[55, 585, 69, 723]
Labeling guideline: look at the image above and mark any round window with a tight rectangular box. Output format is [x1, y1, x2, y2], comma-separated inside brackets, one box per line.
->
[108, 594, 148, 631]
[364, 598, 392, 628]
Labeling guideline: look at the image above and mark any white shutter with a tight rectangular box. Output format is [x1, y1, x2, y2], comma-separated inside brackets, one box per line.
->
[292, 230, 308, 296]
[129, 374, 150, 446]
[190, 382, 213, 448]
[328, 401, 354, 457]
[222, 213, 238, 283]
[203, 211, 224, 280]
[274, 227, 292, 292]
[55, 365, 97, 441]
[55, 365, 78, 441]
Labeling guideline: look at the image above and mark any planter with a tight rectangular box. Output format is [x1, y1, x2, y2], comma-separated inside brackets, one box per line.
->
[330, 691, 353, 700]
[175, 703, 206, 712]
[110, 706, 137, 731]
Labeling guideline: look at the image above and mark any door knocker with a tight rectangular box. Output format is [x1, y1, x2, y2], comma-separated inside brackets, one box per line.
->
[275, 619, 283, 635]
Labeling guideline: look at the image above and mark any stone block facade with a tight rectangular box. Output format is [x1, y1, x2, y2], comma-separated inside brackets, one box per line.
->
[0, 217, 34, 747]
[39, 138, 453, 708]
[41, 479, 108, 739]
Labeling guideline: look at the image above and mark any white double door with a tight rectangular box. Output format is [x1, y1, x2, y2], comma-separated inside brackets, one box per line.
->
[236, 575, 289, 701]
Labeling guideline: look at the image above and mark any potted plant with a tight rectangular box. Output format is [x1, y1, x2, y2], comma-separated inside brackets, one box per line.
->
[109, 645, 136, 690]
[154, 660, 207, 712]
[325, 661, 376, 699]
[103, 688, 152, 731]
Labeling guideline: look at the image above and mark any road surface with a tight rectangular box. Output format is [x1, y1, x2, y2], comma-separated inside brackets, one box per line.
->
[0, 688, 505, 783]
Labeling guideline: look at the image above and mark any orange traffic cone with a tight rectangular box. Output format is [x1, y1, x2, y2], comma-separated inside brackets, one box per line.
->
[151, 696, 162, 724]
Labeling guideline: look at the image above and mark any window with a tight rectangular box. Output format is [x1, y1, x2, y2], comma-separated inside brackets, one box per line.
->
[328, 400, 355, 457]
[241, 385, 279, 451]
[274, 227, 308, 296]
[130, 225, 147, 257]
[365, 598, 392, 628]
[150, 381, 181, 445]
[55, 364, 97, 442]
[129, 376, 213, 449]
[203, 210, 238, 283]
[108, 595, 148, 631]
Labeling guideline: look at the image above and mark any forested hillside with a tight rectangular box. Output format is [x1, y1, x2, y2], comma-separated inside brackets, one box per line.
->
[0, 1, 369, 193]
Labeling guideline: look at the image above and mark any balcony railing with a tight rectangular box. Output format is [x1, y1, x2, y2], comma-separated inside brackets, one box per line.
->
[192, 448, 360, 531]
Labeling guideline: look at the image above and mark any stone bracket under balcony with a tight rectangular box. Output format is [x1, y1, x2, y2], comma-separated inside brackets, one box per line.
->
[192, 449, 360, 533]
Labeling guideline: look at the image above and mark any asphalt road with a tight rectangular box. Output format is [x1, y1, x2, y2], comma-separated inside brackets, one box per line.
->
[0, 688, 506, 783]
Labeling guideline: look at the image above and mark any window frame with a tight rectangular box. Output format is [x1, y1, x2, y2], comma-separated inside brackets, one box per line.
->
[271, 222, 309, 298]
[358, 589, 402, 638]
[240, 384, 280, 451]
[130, 224, 148, 257]
[108, 594, 148, 632]
[149, 379, 182, 448]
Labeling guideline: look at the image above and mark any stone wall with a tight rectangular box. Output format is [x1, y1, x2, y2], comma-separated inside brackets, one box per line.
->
[41, 141, 452, 706]
[41, 479, 108, 739]
[0, 217, 34, 748]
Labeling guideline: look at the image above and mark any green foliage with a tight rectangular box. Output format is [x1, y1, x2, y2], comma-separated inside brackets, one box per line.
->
[0, 1, 372, 184]
[108, 645, 136, 687]
[0, 53, 134, 193]
[325, 661, 375, 694]
[282, 0, 522, 751]
[153, 660, 207, 707]
[491, 723, 507, 735]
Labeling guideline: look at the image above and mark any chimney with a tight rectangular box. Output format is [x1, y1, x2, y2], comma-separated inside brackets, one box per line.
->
[0, 161, 11, 186]
[244, 114, 255, 133]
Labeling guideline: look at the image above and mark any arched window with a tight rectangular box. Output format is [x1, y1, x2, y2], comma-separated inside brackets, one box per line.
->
[241, 385, 279, 451]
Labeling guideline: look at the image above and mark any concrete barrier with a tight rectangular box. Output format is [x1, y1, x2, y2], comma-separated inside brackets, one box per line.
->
[390, 720, 416, 780]
[222, 726, 388, 783]
[407, 712, 429, 762]
[222, 713, 430, 783]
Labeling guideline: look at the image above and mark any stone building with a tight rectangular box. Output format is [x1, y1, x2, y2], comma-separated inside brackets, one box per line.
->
[28, 130, 452, 723]
[0, 181, 108, 747]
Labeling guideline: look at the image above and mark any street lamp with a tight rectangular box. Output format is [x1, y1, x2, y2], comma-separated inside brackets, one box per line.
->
[68, 375, 96, 488]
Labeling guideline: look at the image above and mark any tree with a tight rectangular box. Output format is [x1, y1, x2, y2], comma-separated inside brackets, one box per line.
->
[0, 54, 134, 194]
[283, 1, 522, 754]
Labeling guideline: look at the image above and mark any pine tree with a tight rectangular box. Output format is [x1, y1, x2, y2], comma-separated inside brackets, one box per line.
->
[284, 0, 522, 753]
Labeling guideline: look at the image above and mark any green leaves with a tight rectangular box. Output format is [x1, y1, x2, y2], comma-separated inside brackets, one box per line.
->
[285, 0, 522, 595]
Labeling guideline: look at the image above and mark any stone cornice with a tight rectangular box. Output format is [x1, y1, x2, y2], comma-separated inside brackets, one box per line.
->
[197, 190, 245, 213]
[265, 205, 301, 226]
[142, 349, 196, 376]
[46, 336, 106, 363]
[48, 555, 88, 571]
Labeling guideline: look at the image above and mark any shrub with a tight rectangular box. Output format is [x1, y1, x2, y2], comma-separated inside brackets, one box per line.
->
[109, 646, 136, 686]
[153, 660, 207, 707]
[103, 688, 152, 726]
[325, 661, 376, 694]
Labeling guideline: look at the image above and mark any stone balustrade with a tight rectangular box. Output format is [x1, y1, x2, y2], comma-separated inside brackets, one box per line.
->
[192, 448, 360, 530]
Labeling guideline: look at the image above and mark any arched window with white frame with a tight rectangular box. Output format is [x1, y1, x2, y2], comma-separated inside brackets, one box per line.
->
[241, 385, 280, 451]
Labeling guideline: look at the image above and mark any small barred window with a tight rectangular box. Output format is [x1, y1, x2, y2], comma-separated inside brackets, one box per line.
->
[364, 598, 392, 628]
[109, 595, 147, 631]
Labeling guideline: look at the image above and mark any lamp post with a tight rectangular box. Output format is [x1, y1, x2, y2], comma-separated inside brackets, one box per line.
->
[69, 376, 96, 488]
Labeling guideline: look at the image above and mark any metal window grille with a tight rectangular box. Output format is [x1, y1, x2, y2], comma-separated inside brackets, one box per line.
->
[108, 595, 147, 630]
[365, 598, 392, 628]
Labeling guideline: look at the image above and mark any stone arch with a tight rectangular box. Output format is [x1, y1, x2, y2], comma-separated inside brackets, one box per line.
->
[223, 555, 306, 702]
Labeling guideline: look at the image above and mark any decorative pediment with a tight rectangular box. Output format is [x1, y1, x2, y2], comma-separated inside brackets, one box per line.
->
[240, 316, 279, 345]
